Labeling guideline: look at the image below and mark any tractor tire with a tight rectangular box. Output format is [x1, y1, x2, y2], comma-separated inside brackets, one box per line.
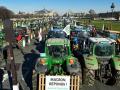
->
[83, 69, 95, 86]
[115, 71, 120, 86]
[32, 71, 38, 90]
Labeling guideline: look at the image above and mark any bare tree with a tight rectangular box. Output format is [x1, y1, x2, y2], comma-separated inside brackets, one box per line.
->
[89, 9, 96, 15]
[0, 6, 14, 20]
[89, 9, 96, 19]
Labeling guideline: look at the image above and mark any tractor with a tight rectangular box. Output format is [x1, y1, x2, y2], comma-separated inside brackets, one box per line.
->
[0, 31, 9, 65]
[34, 38, 82, 90]
[102, 30, 120, 54]
[83, 37, 120, 86]
[70, 27, 90, 52]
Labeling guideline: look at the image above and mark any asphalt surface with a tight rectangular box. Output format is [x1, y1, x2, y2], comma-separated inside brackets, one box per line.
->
[0, 39, 120, 90]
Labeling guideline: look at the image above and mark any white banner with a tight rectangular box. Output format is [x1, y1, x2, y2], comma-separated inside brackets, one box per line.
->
[22, 39, 26, 47]
[45, 76, 70, 90]
[63, 24, 71, 36]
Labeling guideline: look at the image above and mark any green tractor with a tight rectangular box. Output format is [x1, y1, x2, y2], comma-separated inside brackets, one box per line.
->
[0, 31, 8, 49]
[0, 31, 5, 46]
[0, 31, 8, 64]
[83, 37, 120, 86]
[34, 38, 82, 89]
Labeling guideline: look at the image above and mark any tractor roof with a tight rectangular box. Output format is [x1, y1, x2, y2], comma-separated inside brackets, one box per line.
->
[107, 30, 120, 34]
[50, 28, 63, 32]
[46, 38, 70, 45]
[89, 37, 116, 43]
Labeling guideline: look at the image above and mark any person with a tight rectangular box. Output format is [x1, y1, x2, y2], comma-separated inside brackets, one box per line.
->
[16, 34, 22, 42]
[16, 33, 22, 48]
[38, 28, 42, 42]
[72, 37, 79, 51]
[92, 26, 96, 37]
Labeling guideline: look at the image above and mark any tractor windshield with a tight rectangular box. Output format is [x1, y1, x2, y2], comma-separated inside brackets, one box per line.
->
[110, 33, 118, 40]
[71, 31, 81, 37]
[48, 45, 68, 57]
[94, 44, 114, 56]
[117, 33, 120, 39]
[48, 31, 66, 38]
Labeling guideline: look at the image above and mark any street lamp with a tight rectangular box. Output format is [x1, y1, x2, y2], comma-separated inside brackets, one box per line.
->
[111, 2, 115, 20]
[110, 2, 115, 30]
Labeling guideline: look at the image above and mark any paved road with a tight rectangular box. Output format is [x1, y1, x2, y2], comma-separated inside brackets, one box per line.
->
[0, 39, 120, 90]
[82, 81, 120, 90]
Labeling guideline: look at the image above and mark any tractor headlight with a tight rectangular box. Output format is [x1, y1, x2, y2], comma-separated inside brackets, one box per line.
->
[67, 59, 80, 74]
[39, 58, 46, 65]
[69, 59, 74, 65]
[35, 58, 47, 74]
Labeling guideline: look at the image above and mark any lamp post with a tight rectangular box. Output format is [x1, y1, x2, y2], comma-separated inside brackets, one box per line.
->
[110, 2, 115, 30]
[111, 2, 115, 20]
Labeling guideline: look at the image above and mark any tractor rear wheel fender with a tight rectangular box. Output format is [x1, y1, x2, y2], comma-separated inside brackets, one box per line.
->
[112, 57, 120, 70]
[84, 58, 98, 70]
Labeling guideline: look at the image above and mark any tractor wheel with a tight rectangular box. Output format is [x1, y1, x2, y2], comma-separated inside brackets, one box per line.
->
[32, 71, 38, 90]
[83, 69, 95, 86]
[115, 71, 120, 86]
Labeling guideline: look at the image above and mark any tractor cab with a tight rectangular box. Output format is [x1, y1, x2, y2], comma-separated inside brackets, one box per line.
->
[46, 38, 70, 58]
[82, 37, 120, 86]
[86, 37, 116, 57]
[70, 27, 90, 51]
[48, 45, 68, 58]
[102, 30, 120, 40]
[47, 28, 67, 39]
[100, 30, 120, 53]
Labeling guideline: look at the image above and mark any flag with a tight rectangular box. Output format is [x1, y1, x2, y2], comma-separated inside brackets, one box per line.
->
[63, 24, 71, 35]
[38, 28, 42, 42]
